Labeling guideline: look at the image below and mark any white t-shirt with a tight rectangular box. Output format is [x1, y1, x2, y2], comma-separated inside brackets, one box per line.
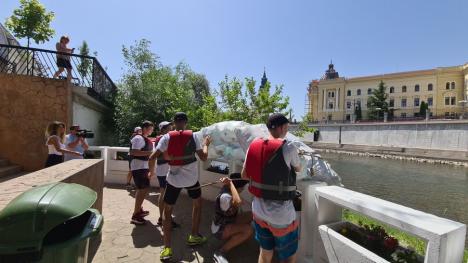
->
[211, 193, 233, 233]
[156, 133, 202, 188]
[155, 163, 169, 177]
[246, 139, 301, 227]
[130, 135, 150, 171]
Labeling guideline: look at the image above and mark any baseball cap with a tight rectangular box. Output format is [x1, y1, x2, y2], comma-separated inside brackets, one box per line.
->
[134, 126, 142, 132]
[266, 113, 289, 129]
[173, 112, 188, 122]
[159, 121, 172, 130]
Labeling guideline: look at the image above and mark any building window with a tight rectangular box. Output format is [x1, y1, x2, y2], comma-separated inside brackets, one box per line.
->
[428, 83, 433, 91]
[401, 113, 407, 118]
[427, 97, 433, 106]
[389, 87, 394, 93]
[402, 86, 407, 92]
[389, 99, 394, 107]
[346, 114, 351, 121]
[328, 91, 335, 98]
[415, 84, 420, 92]
[356, 100, 361, 107]
[357, 89, 361, 96]
[401, 98, 407, 108]
[328, 102, 334, 109]
[347, 90, 351, 96]
[414, 98, 420, 107]
[446, 82, 450, 90]
[445, 97, 450, 105]
[346, 101, 352, 109]
[367, 88, 372, 95]
[451, 82, 456, 89]
[451, 96, 456, 105]
[445, 112, 450, 117]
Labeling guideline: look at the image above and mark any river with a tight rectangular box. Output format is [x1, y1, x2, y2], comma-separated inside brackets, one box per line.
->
[320, 152, 468, 247]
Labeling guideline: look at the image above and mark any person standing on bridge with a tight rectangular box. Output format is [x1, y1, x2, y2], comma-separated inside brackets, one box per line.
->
[150, 112, 211, 261]
[242, 113, 302, 263]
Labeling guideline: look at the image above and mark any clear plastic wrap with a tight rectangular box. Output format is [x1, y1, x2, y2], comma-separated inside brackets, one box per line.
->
[195, 121, 342, 186]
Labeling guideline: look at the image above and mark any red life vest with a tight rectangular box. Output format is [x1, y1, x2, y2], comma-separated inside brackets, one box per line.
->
[245, 138, 296, 201]
[167, 130, 197, 166]
[155, 135, 169, 165]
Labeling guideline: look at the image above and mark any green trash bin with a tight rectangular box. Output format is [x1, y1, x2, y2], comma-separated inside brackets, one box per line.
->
[0, 182, 104, 263]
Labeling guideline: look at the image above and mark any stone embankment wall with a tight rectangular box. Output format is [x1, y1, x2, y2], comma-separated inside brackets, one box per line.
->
[0, 74, 71, 171]
[302, 121, 468, 161]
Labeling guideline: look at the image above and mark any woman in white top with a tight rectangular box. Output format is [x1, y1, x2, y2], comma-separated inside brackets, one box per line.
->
[45, 121, 81, 167]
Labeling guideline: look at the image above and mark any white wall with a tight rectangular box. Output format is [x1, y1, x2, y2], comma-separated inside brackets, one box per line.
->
[72, 100, 103, 146]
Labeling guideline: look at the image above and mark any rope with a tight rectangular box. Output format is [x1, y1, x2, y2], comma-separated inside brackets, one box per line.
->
[185, 178, 249, 190]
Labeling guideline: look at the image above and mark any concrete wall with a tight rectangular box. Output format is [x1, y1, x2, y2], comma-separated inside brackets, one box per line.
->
[310, 121, 468, 152]
[0, 74, 71, 171]
[0, 159, 104, 212]
[71, 87, 108, 146]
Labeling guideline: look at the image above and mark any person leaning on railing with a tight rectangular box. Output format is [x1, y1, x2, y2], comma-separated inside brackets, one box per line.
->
[53, 35, 74, 81]
[45, 121, 82, 168]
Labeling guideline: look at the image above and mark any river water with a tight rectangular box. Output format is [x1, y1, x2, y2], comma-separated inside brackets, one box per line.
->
[320, 152, 468, 247]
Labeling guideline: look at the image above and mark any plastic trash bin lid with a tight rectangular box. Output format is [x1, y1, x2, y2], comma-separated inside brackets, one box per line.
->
[0, 182, 97, 255]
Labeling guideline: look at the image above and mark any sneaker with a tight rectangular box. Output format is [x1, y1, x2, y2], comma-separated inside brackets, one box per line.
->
[187, 234, 207, 246]
[157, 217, 181, 228]
[213, 250, 229, 263]
[160, 247, 173, 261]
[130, 215, 146, 225]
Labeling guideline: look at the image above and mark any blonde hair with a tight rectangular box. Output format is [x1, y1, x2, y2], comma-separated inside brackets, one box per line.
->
[45, 121, 66, 143]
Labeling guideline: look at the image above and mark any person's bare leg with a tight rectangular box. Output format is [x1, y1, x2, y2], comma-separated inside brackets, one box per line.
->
[220, 223, 253, 252]
[66, 68, 72, 81]
[280, 254, 297, 263]
[53, 67, 64, 78]
[126, 171, 132, 184]
[191, 197, 202, 235]
[258, 248, 274, 263]
[133, 188, 148, 215]
[163, 203, 173, 247]
[235, 211, 253, 224]
[158, 187, 166, 219]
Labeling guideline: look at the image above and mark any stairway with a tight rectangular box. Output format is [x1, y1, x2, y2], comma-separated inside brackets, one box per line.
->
[0, 158, 23, 179]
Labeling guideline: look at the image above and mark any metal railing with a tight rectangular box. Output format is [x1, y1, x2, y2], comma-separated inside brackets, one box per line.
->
[0, 44, 116, 106]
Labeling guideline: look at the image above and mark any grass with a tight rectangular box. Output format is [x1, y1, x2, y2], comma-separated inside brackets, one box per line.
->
[342, 209, 468, 262]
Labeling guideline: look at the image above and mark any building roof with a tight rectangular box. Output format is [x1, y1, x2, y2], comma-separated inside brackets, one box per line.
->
[0, 23, 20, 46]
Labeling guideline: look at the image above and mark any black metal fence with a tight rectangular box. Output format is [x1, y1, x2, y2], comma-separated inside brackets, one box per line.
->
[0, 44, 116, 106]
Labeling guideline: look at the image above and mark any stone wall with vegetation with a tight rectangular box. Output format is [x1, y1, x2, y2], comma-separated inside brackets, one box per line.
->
[0, 73, 71, 171]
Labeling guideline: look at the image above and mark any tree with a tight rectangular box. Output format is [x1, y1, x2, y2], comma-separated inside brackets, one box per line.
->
[292, 114, 316, 137]
[354, 103, 362, 121]
[5, 0, 55, 48]
[114, 39, 218, 145]
[77, 41, 93, 77]
[367, 81, 389, 120]
[419, 101, 428, 117]
[218, 76, 290, 124]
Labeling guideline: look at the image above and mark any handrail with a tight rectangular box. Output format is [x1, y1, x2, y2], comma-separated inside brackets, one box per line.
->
[0, 43, 116, 106]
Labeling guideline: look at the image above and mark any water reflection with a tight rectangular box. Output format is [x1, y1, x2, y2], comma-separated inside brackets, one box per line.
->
[320, 152, 468, 246]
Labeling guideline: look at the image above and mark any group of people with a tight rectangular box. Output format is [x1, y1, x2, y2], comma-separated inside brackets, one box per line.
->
[128, 112, 301, 263]
[44, 121, 88, 167]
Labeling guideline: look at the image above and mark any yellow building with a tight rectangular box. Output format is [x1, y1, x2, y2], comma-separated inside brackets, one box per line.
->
[307, 63, 468, 121]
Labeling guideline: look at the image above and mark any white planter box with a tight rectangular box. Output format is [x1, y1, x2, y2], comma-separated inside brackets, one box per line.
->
[319, 221, 424, 263]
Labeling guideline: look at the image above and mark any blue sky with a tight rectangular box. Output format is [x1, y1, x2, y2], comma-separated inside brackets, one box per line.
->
[2, 0, 468, 118]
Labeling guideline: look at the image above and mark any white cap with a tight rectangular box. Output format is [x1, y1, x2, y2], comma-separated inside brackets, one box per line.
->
[134, 126, 142, 132]
[159, 121, 172, 130]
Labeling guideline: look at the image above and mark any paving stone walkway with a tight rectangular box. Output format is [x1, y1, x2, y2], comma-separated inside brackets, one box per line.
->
[91, 186, 260, 263]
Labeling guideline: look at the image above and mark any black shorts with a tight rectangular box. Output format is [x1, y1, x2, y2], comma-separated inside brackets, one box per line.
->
[57, 58, 72, 69]
[132, 169, 150, 189]
[45, 154, 63, 167]
[164, 182, 201, 205]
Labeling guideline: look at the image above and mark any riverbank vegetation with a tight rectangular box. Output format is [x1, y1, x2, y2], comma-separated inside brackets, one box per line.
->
[343, 209, 468, 261]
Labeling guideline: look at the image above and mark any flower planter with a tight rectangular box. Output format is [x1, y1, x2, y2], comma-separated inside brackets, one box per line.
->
[319, 221, 423, 263]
